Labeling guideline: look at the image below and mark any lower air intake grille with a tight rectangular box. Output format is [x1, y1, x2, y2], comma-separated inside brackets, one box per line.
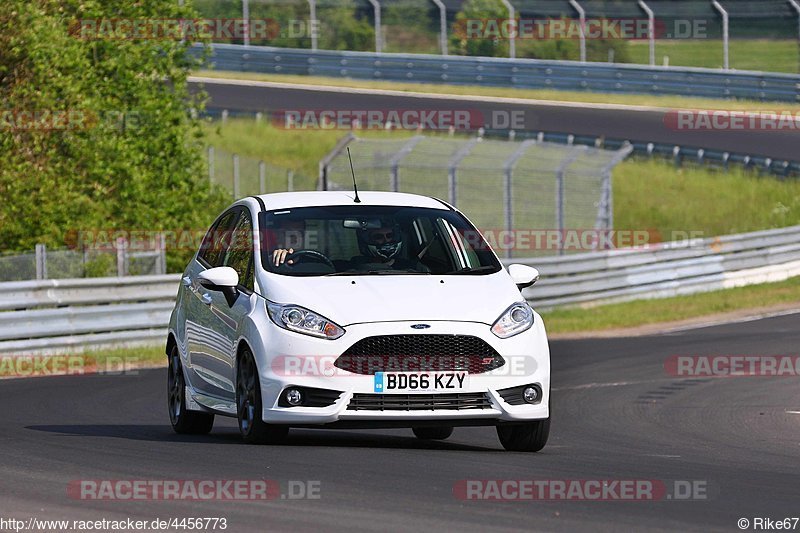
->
[347, 392, 492, 411]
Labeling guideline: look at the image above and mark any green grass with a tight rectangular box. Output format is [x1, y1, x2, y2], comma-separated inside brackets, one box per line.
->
[0, 345, 165, 378]
[195, 70, 800, 113]
[204, 119, 800, 240]
[628, 39, 800, 74]
[541, 276, 800, 334]
[614, 158, 800, 239]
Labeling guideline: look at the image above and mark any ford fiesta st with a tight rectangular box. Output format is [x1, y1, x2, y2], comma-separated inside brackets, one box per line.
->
[166, 191, 550, 451]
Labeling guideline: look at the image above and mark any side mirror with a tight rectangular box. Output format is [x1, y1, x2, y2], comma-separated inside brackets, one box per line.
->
[507, 264, 539, 291]
[198, 267, 240, 306]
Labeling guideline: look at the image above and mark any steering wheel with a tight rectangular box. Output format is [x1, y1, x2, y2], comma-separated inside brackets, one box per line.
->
[284, 249, 335, 269]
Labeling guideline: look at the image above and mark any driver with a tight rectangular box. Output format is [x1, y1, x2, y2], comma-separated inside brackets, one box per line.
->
[353, 222, 426, 271]
[270, 219, 306, 267]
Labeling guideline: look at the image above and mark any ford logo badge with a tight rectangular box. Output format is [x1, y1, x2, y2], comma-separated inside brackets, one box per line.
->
[410, 324, 431, 329]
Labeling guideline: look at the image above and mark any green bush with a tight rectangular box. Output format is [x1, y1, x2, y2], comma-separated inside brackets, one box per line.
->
[0, 0, 229, 273]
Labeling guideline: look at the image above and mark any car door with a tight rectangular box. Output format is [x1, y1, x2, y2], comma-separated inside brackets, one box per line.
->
[184, 208, 242, 400]
[204, 207, 258, 403]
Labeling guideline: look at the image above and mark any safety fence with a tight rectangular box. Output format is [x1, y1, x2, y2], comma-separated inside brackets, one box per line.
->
[2, 225, 799, 354]
[319, 133, 631, 257]
[194, 43, 800, 102]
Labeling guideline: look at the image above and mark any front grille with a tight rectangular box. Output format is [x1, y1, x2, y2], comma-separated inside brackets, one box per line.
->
[347, 392, 493, 411]
[335, 334, 505, 375]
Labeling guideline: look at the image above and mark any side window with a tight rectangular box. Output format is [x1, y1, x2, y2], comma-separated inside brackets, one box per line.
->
[198, 209, 240, 268]
[224, 210, 255, 291]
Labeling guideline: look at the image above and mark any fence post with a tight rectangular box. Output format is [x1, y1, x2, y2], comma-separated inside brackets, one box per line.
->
[208, 146, 215, 185]
[116, 237, 127, 277]
[259, 161, 266, 194]
[233, 154, 240, 198]
[568, 0, 587, 62]
[242, 0, 250, 46]
[502, 139, 537, 259]
[791, 0, 800, 74]
[308, 0, 318, 51]
[390, 135, 425, 192]
[638, 0, 655, 66]
[430, 0, 448, 55]
[288, 170, 294, 192]
[500, 0, 516, 58]
[157, 232, 167, 275]
[555, 146, 587, 255]
[711, 0, 729, 69]
[367, 0, 382, 53]
[35, 244, 47, 280]
[447, 138, 479, 207]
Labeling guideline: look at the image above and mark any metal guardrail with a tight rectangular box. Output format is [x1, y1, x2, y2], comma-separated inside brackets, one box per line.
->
[520, 225, 800, 309]
[481, 130, 800, 178]
[195, 43, 800, 102]
[2, 226, 800, 353]
[0, 275, 179, 353]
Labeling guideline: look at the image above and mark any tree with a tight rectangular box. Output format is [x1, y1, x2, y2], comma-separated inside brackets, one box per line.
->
[0, 0, 228, 271]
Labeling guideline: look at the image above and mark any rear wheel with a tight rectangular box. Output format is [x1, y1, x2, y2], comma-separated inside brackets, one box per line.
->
[236, 348, 289, 445]
[412, 426, 454, 440]
[167, 347, 214, 434]
[496, 418, 550, 452]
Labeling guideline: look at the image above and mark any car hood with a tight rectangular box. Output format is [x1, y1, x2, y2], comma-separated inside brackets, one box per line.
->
[261, 271, 524, 326]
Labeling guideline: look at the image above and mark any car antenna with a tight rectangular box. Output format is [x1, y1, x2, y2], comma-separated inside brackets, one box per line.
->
[347, 146, 361, 203]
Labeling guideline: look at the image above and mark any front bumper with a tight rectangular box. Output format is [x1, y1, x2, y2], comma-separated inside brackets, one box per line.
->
[250, 316, 551, 426]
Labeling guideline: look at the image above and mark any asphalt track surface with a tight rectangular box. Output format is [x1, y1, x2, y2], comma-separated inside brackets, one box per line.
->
[191, 78, 800, 161]
[2, 313, 799, 532]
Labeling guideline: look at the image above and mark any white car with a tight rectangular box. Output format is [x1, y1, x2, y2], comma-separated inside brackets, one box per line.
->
[166, 191, 550, 451]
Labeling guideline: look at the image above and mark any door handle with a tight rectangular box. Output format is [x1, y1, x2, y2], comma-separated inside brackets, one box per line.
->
[201, 293, 213, 305]
[182, 276, 192, 288]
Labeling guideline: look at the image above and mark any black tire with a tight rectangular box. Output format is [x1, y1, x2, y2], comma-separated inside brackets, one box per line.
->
[412, 426, 454, 440]
[496, 418, 550, 452]
[236, 348, 289, 445]
[167, 347, 214, 435]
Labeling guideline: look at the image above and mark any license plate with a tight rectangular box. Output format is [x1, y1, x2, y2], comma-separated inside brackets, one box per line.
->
[374, 371, 469, 393]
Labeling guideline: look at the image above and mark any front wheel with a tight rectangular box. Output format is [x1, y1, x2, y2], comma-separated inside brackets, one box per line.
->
[412, 426, 454, 440]
[167, 347, 214, 435]
[496, 418, 550, 452]
[236, 348, 289, 445]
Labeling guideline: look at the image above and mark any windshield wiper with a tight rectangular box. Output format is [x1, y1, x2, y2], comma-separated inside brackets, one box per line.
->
[442, 266, 499, 275]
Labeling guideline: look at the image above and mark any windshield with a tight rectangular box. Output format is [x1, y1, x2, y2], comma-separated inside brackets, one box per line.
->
[258, 205, 502, 277]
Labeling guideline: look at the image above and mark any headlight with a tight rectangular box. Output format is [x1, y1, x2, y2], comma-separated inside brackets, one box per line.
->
[491, 302, 534, 338]
[266, 302, 345, 340]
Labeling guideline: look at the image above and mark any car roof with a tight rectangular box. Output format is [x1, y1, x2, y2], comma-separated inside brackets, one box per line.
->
[252, 191, 451, 211]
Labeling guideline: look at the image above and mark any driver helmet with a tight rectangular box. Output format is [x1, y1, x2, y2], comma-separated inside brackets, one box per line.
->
[357, 221, 403, 260]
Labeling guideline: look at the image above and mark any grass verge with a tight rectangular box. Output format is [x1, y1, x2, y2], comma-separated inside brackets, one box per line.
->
[0, 345, 166, 378]
[195, 69, 800, 112]
[541, 276, 800, 335]
[628, 39, 799, 74]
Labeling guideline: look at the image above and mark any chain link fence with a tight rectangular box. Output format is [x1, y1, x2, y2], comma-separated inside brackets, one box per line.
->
[321, 134, 631, 257]
[0, 243, 167, 282]
[207, 146, 313, 198]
